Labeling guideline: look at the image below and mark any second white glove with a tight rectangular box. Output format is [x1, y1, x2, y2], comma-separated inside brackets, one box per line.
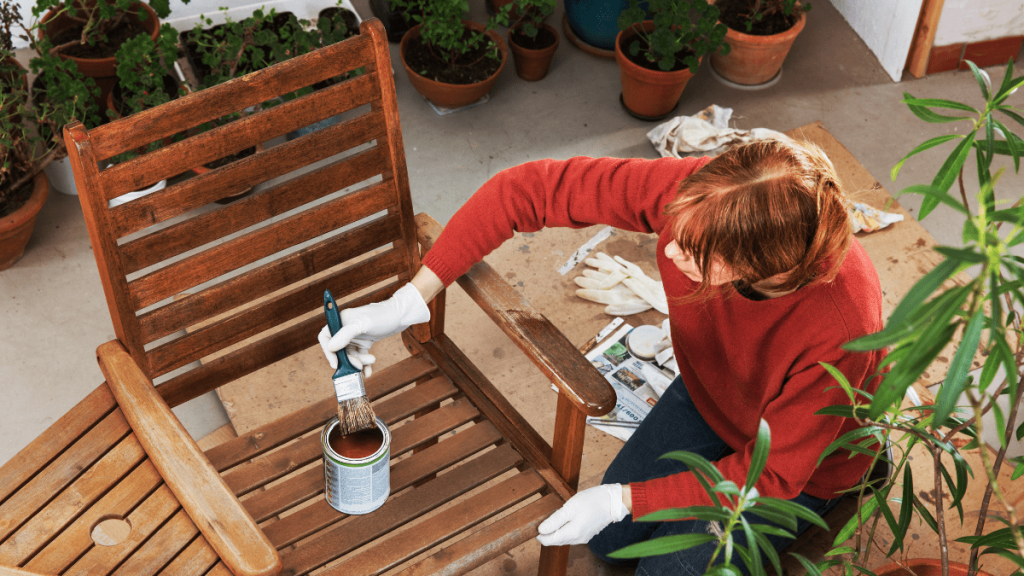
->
[535, 484, 630, 547]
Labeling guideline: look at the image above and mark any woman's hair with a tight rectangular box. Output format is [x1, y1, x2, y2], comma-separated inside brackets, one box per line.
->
[664, 137, 851, 299]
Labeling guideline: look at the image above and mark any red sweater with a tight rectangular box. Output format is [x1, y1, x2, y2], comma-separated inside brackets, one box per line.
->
[422, 157, 885, 518]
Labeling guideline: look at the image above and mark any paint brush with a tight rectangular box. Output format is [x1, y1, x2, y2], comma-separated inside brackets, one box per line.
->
[324, 290, 377, 436]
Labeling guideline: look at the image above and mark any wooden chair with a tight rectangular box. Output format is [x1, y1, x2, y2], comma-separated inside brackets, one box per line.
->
[0, 18, 615, 576]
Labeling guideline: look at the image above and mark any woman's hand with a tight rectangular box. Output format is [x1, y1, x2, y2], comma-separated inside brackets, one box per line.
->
[535, 484, 630, 546]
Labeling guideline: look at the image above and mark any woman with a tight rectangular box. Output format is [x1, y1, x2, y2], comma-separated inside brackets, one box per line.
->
[319, 138, 885, 574]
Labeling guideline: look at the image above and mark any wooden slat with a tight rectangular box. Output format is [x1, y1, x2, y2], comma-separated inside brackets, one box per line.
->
[0, 408, 131, 542]
[205, 355, 437, 471]
[417, 335, 576, 502]
[146, 247, 406, 376]
[0, 385, 116, 505]
[416, 213, 616, 417]
[24, 461, 163, 575]
[62, 485, 181, 576]
[109, 107, 387, 238]
[395, 494, 562, 576]
[110, 509, 199, 576]
[242, 399, 483, 523]
[156, 281, 406, 408]
[88, 32, 376, 161]
[0, 435, 147, 566]
[156, 535, 219, 576]
[222, 375, 458, 496]
[205, 562, 234, 576]
[275, 443, 523, 575]
[0, 566, 53, 576]
[323, 471, 547, 575]
[98, 341, 281, 576]
[906, 0, 946, 78]
[120, 144, 388, 274]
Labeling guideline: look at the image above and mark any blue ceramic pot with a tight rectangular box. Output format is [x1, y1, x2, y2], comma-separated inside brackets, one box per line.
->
[564, 0, 629, 51]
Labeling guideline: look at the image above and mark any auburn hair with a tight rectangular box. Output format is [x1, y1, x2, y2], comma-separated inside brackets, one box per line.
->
[665, 138, 852, 299]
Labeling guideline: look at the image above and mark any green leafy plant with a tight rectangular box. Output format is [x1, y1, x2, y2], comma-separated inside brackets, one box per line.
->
[617, 0, 730, 73]
[499, 0, 555, 42]
[29, 0, 184, 58]
[388, 0, 503, 64]
[609, 420, 830, 576]
[737, 0, 809, 33]
[819, 59, 1024, 576]
[111, 23, 179, 117]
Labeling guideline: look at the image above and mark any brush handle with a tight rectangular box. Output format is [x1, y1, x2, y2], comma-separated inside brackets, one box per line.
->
[324, 290, 358, 378]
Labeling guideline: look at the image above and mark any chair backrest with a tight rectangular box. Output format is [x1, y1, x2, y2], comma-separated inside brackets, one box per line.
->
[65, 19, 420, 408]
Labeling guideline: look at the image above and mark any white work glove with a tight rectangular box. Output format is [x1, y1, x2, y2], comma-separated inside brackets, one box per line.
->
[318, 283, 430, 377]
[574, 253, 668, 315]
[536, 484, 630, 547]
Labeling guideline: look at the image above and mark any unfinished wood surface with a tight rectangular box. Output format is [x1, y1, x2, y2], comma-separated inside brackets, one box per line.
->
[323, 471, 547, 575]
[0, 567, 51, 576]
[156, 535, 220, 576]
[98, 341, 280, 576]
[905, 0, 946, 78]
[110, 508, 199, 576]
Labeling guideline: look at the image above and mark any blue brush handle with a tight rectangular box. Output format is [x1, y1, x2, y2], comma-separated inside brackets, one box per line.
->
[324, 290, 358, 378]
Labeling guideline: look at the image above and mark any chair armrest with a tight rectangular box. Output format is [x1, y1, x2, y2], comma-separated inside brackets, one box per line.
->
[415, 213, 616, 417]
[97, 341, 282, 576]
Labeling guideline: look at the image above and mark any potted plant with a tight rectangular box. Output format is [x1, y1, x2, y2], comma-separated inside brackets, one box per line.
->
[390, 0, 508, 109]
[563, 0, 627, 57]
[615, 0, 729, 120]
[710, 0, 809, 87]
[500, 0, 558, 81]
[818, 59, 1024, 576]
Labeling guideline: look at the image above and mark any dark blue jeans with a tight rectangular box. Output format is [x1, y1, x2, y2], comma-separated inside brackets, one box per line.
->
[588, 376, 842, 576]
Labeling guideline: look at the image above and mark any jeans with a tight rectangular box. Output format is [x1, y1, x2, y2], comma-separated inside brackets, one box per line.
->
[587, 376, 842, 576]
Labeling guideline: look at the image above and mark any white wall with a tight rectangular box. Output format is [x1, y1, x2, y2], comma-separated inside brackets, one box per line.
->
[933, 0, 1024, 45]
[828, 0, 924, 82]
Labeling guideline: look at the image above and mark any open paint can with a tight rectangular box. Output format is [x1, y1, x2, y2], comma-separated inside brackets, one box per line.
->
[322, 416, 391, 514]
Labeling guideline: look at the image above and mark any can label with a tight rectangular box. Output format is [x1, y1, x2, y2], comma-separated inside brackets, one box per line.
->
[322, 416, 390, 515]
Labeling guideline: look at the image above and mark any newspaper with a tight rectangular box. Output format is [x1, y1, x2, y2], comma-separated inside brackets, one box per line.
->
[584, 324, 672, 441]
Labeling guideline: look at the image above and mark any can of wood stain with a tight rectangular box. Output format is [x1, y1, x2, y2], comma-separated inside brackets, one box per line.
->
[321, 416, 390, 514]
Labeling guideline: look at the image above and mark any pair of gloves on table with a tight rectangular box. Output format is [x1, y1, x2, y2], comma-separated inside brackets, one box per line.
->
[575, 253, 667, 315]
[317, 282, 631, 547]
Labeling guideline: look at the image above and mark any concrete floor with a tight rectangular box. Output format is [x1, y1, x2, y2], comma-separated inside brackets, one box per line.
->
[2, 0, 1023, 481]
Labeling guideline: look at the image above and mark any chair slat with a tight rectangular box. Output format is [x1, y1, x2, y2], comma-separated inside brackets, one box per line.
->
[146, 248, 406, 377]
[322, 471, 546, 576]
[0, 409, 131, 543]
[128, 180, 400, 311]
[109, 107, 387, 239]
[205, 355, 437, 471]
[274, 442, 522, 572]
[120, 145, 388, 274]
[62, 485, 181, 576]
[241, 399, 482, 523]
[88, 32, 376, 162]
[110, 509, 198, 576]
[155, 535, 218, 576]
[205, 562, 233, 576]
[0, 435, 147, 566]
[23, 461, 163, 575]
[394, 494, 563, 576]
[0, 385, 116, 505]
[223, 375, 458, 496]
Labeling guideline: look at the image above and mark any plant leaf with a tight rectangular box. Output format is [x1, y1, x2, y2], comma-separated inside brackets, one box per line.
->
[932, 309, 985, 428]
[607, 533, 718, 559]
[891, 134, 960, 181]
[747, 419, 771, 490]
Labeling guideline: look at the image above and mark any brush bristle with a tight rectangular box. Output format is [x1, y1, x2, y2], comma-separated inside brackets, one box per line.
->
[336, 396, 377, 436]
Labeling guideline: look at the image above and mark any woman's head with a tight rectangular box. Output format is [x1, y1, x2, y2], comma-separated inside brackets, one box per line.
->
[664, 137, 851, 298]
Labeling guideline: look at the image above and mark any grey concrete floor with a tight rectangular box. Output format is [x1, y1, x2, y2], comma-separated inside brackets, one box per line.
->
[2, 0, 1023, 471]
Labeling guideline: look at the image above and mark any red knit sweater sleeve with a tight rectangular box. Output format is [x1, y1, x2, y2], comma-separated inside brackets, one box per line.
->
[421, 156, 711, 286]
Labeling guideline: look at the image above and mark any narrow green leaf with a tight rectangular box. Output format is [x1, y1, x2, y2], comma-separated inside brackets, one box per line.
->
[636, 506, 731, 523]
[746, 507, 798, 531]
[607, 533, 717, 559]
[747, 521, 782, 576]
[741, 517, 767, 576]
[789, 553, 827, 576]
[964, 61, 990, 101]
[756, 497, 828, 530]
[899, 184, 971, 217]
[994, 58, 1017, 102]
[933, 310, 985, 428]
[834, 496, 878, 545]
[933, 246, 986, 263]
[818, 427, 882, 466]
[902, 94, 978, 113]
[747, 419, 771, 490]
[883, 258, 960, 332]
[913, 494, 939, 532]
[891, 134, 959, 181]
[1011, 459, 1024, 481]
[925, 130, 977, 218]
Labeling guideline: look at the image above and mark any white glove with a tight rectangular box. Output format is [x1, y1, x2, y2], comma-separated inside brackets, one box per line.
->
[318, 283, 430, 377]
[574, 253, 668, 315]
[536, 484, 629, 547]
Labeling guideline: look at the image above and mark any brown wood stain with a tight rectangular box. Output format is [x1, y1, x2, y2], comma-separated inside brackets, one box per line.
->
[328, 424, 384, 459]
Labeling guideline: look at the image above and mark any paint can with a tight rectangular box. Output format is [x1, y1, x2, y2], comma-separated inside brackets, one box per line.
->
[322, 416, 390, 515]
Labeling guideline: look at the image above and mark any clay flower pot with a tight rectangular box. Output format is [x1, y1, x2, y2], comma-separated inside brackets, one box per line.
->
[615, 22, 699, 120]
[874, 559, 993, 576]
[508, 23, 559, 81]
[399, 21, 507, 109]
[39, 1, 161, 111]
[0, 170, 50, 271]
[710, 12, 805, 86]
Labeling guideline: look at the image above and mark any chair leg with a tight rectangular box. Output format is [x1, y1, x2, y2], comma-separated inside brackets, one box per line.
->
[538, 545, 570, 576]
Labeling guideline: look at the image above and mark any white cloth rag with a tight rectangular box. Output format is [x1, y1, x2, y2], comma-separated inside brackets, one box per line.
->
[647, 105, 787, 158]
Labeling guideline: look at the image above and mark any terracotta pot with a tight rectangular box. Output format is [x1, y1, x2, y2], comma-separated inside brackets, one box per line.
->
[0, 170, 50, 271]
[399, 21, 507, 109]
[39, 1, 161, 111]
[710, 12, 805, 86]
[615, 22, 699, 120]
[874, 559, 993, 576]
[508, 24, 559, 81]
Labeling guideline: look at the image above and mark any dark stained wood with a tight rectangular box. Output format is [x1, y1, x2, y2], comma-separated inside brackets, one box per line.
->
[88, 33, 376, 162]
[550, 391, 587, 492]
[276, 443, 523, 575]
[394, 494, 562, 576]
[538, 545, 572, 576]
[98, 341, 281, 576]
[322, 471, 547, 575]
[416, 213, 616, 417]
[156, 535, 219, 576]
[110, 508, 198, 576]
